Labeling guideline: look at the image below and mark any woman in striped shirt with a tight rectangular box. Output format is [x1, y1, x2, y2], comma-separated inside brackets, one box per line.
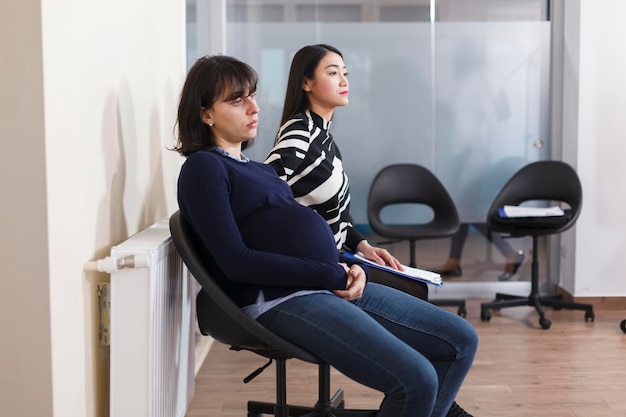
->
[265, 43, 476, 417]
[265, 44, 429, 302]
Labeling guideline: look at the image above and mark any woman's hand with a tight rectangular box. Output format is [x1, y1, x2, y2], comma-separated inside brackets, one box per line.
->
[356, 240, 405, 271]
[334, 264, 366, 300]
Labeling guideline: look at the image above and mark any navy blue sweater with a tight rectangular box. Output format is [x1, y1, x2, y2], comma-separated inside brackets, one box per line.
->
[177, 149, 351, 307]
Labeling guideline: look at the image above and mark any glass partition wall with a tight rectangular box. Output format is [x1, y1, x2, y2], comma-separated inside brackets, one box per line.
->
[186, 0, 553, 298]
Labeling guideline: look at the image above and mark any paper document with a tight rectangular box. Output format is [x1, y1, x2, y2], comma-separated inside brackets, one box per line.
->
[499, 205, 565, 218]
[342, 252, 443, 287]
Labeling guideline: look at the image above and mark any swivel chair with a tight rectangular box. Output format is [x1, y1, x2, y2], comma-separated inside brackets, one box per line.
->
[367, 163, 466, 317]
[169, 210, 378, 417]
[479, 160, 594, 329]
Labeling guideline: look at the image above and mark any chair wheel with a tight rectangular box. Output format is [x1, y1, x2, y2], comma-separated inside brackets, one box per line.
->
[480, 310, 491, 321]
[585, 311, 595, 322]
[620, 320, 626, 333]
[458, 306, 467, 318]
[539, 318, 551, 329]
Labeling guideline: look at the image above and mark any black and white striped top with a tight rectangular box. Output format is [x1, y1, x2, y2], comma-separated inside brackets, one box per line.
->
[265, 110, 364, 251]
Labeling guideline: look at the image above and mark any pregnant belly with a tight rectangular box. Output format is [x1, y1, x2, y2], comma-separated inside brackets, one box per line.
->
[239, 203, 338, 262]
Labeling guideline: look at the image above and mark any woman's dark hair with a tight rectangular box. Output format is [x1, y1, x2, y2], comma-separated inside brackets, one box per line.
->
[279, 44, 343, 128]
[173, 55, 258, 156]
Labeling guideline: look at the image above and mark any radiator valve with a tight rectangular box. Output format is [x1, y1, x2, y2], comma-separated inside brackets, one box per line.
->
[83, 254, 150, 273]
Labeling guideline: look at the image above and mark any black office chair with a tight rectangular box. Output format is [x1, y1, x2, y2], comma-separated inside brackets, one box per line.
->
[479, 160, 594, 329]
[169, 211, 378, 417]
[367, 163, 466, 317]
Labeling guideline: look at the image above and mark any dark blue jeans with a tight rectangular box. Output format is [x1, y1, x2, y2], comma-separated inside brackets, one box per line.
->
[257, 282, 478, 417]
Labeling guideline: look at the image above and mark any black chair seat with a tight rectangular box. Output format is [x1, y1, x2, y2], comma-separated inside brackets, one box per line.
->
[489, 210, 574, 234]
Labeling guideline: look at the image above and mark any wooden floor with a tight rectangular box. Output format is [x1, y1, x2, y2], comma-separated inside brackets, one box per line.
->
[185, 300, 626, 417]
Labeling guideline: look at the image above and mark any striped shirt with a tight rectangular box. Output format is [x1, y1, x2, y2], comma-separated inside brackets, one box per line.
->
[265, 110, 364, 251]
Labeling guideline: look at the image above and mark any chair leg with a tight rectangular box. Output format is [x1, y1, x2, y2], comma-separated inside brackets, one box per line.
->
[247, 361, 377, 417]
[247, 358, 295, 417]
[298, 364, 342, 417]
[316, 364, 344, 412]
[481, 235, 594, 329]
[529, 291, 549, 327]
[301, 364, 377, 417]
[539, 296, 594, 321]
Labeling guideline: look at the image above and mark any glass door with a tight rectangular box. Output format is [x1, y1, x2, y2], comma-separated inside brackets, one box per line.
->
[186, 0, 553, 297]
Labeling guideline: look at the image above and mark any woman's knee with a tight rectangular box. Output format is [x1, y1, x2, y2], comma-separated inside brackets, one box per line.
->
[455, 317, 479, 358]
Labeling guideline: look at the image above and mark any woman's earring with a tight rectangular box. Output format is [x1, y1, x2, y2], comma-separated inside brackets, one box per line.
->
[208, 122, 214, 127]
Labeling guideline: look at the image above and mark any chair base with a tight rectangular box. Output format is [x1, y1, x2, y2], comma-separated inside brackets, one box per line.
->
[480, 234, 594, 330]
[246, 359, 378, 417]
[480, 292, 594, 330]
[248, 390, 377, 416]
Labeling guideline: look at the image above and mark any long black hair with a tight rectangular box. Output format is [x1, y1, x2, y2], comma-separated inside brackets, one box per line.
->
[174, 55, 258, 156]
[279, 44, 343, 128]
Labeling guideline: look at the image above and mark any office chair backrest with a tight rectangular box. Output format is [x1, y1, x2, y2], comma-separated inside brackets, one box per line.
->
[169, 210, 320, 362]
[487, 160, 582, 236]
[367, 164, 460, 239]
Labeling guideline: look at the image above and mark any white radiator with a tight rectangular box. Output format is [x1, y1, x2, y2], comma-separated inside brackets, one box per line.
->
[90, 218, 195, 417]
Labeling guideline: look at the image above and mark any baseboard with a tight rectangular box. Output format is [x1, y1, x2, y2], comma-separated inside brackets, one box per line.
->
[429, 282, 626, 311]
[194, 331, 214, 376]
[429, 281, 530, 299]
[556, 287, 626, 310]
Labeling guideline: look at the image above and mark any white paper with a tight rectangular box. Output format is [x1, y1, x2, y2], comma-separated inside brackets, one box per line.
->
[502, 205, 565, 218]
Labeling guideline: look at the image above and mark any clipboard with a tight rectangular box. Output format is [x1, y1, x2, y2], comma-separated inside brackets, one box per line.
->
[342, 251, 443, 287]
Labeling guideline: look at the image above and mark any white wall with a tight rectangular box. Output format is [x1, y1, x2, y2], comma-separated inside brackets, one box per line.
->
[0, 1, 53, 417]
[0, 0, 186, 416]
[561, 0, 626, 297]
